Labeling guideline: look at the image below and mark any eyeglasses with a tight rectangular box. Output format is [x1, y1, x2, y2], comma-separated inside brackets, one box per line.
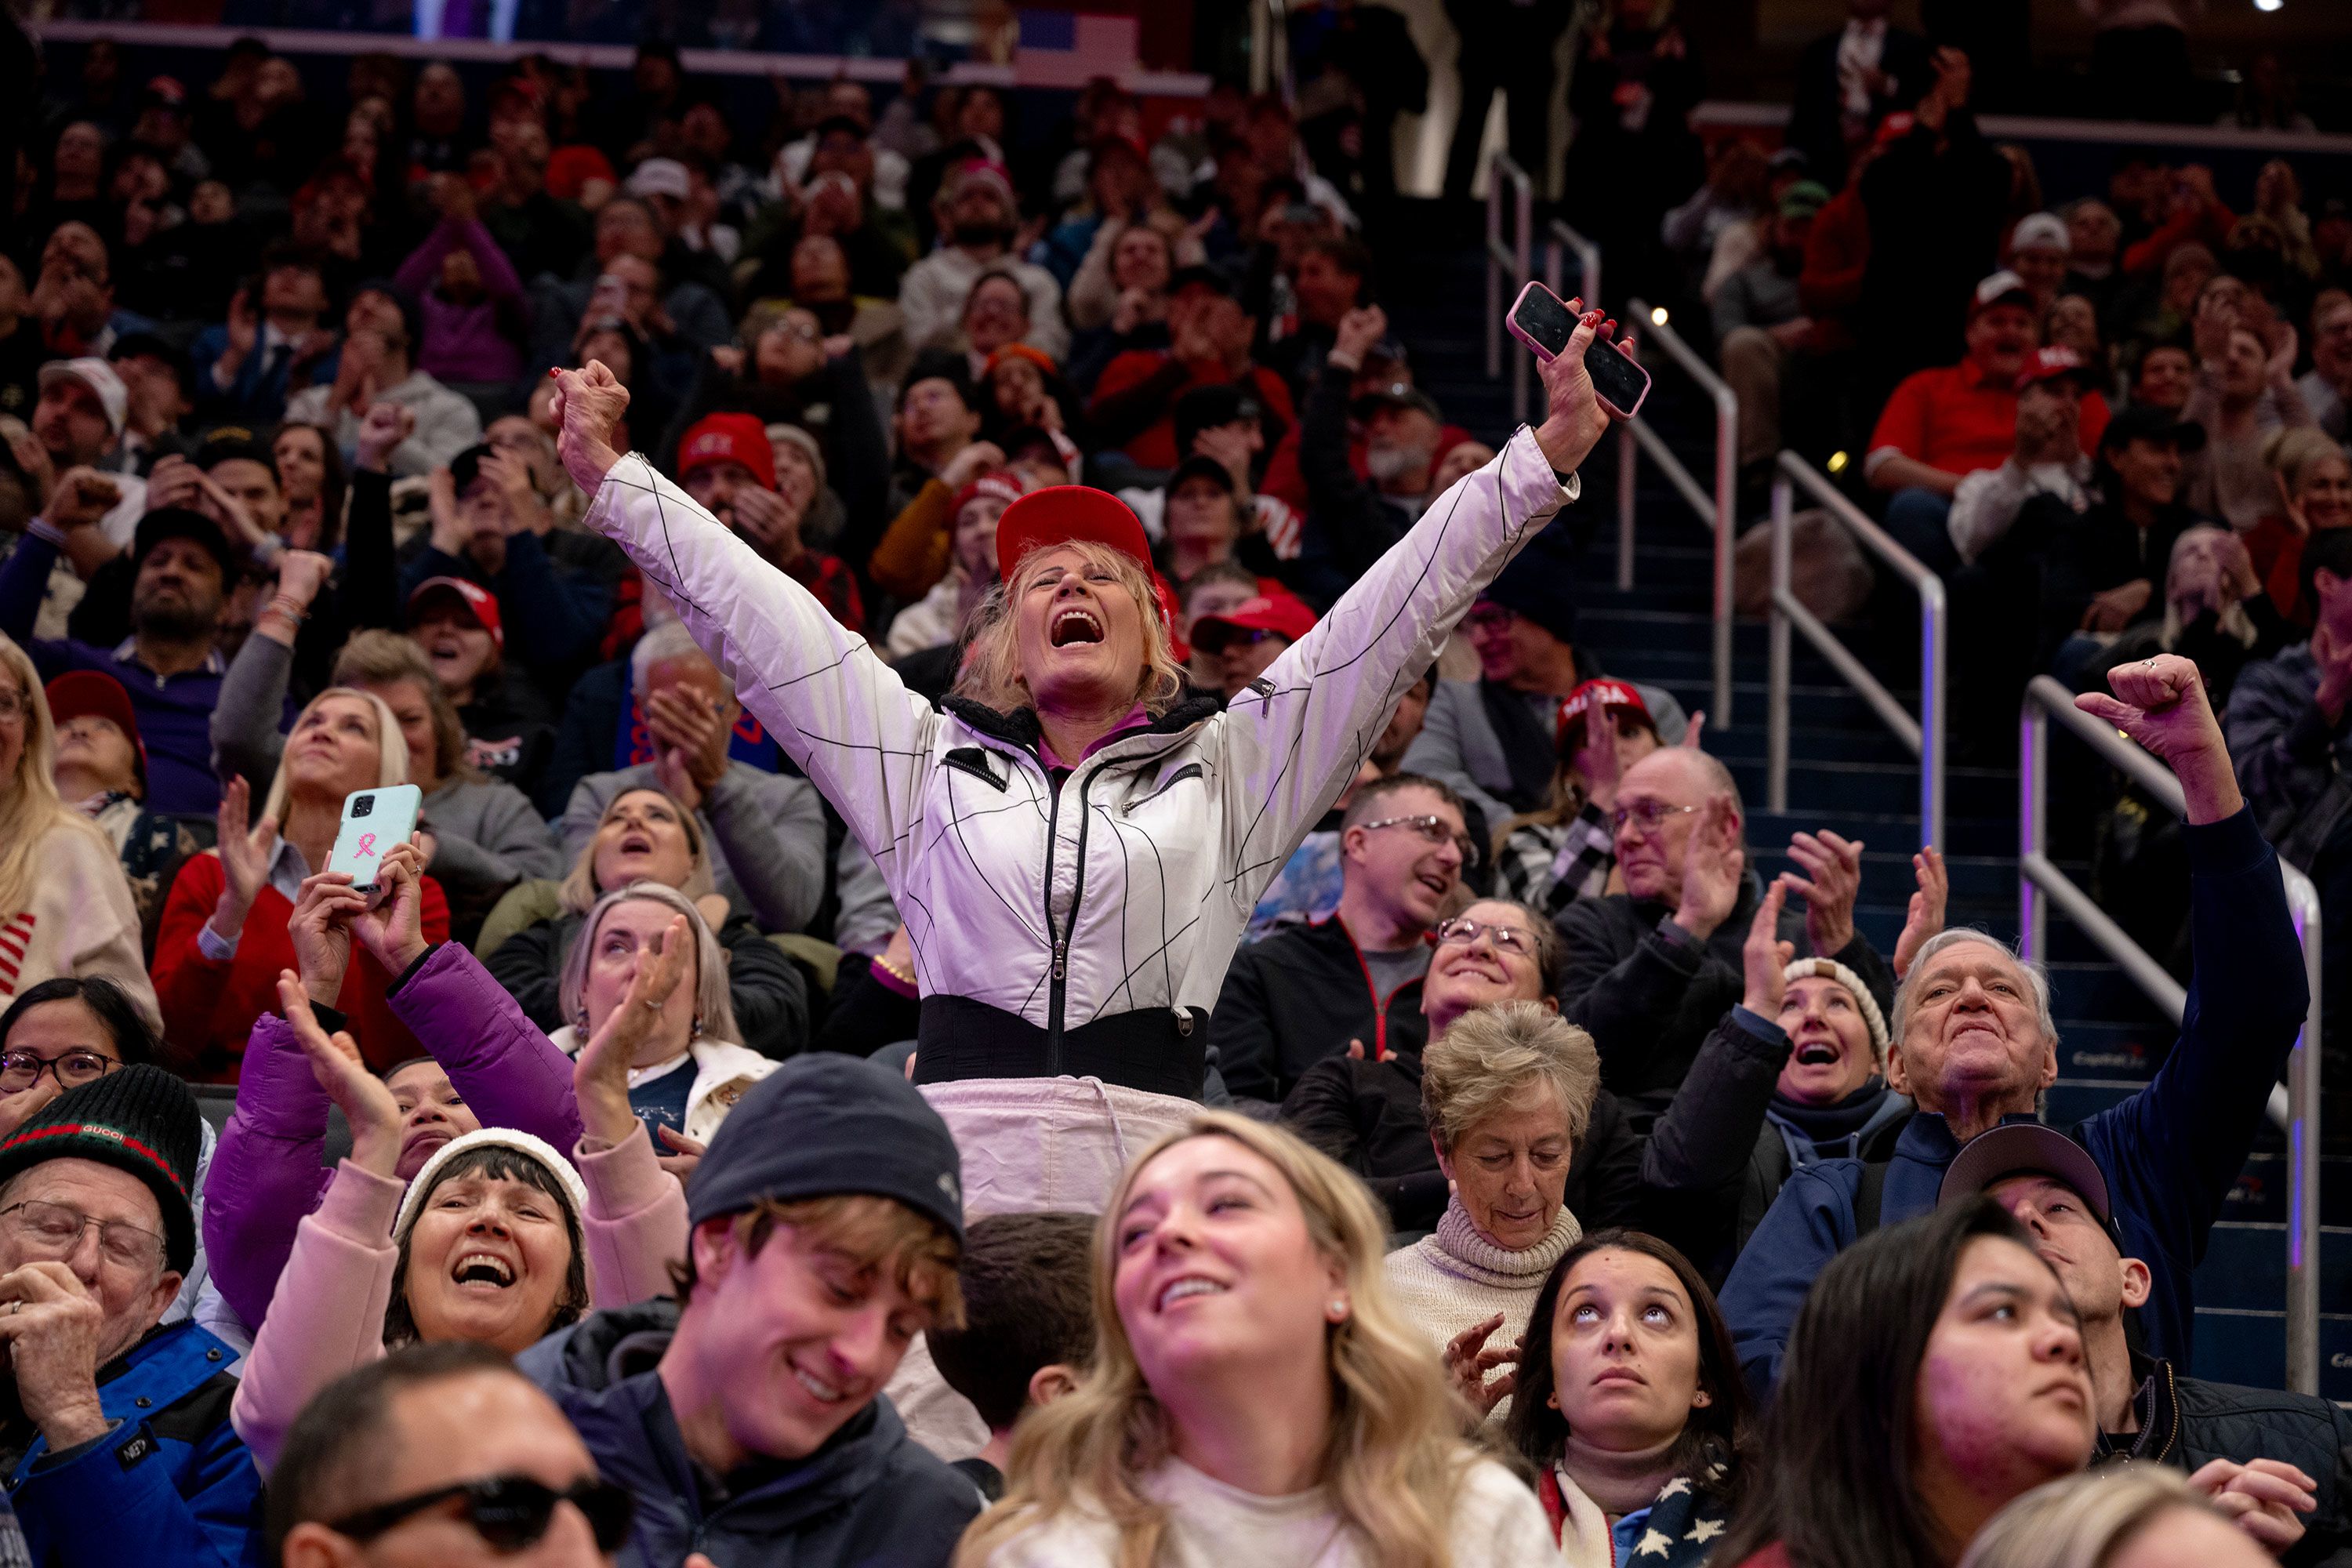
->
[1608, 800, 1701, 836]
[330, 1475, 637, 1555]
[0, 1199, 165, 1274]
[0, 1049, 120, 1094]
[1431, 916, 1537, 956]
[1359, 813, 1480, 866]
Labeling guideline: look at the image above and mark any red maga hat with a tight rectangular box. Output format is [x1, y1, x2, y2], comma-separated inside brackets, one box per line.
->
[1191, 593, 1317, 652]
[408, 575, 504, 649]
[994, 485, 1153, 583]
[1555, 677, 1655, 750]
[45, 670, 147, 776]
[678, 412, 778, 493]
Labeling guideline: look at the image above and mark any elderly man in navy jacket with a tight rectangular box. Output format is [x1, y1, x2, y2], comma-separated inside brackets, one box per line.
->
[1722, 653, 2310, 1392]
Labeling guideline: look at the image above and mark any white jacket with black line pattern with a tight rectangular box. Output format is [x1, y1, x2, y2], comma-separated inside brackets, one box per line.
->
[581, 429, 1577, 1098]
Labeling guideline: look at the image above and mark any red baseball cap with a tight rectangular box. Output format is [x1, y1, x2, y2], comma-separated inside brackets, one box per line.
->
[407, 576, 504, 649]
[1190, 593, 1318, 653]
[2018, 345, 2100, 390]
[45, 670, 146, 777]
[1555, 677, 1655, 751]
[953, 473, 1029, 516]
[678, 412, 779, 494]
[995, 486, 1153, 583]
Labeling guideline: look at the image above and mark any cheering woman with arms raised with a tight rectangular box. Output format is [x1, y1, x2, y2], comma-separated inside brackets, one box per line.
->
[547, 308, 1628, 1174]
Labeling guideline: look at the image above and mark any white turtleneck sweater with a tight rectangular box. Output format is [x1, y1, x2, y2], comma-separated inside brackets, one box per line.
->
[1382, 1199, 1581, 1421]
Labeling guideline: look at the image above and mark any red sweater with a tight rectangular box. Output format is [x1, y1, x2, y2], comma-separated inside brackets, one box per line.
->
[1088, 353, 1297, 470]
[152, 852, 452, 1082]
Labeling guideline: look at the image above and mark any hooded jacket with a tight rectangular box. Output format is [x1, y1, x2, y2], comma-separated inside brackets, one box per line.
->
[580, 430, 1577, 1099]
[518, 1299, 981, 1568]
[6, 1319, 262, 1567]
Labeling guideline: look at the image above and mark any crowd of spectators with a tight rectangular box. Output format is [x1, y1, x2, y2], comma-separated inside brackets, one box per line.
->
[0, 13, 2341, 1568]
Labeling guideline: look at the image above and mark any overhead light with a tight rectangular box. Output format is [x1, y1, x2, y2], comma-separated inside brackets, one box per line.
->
[1650, 306, 1670, 325]
[2255, 0, 2282, 12]
[1826, 450, 1850, 474]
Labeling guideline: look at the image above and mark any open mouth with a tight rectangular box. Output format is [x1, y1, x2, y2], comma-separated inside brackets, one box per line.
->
[1416, 872, 1451, 898]
[1156, 1275, 1228, 1312]
[1795, 1041, 1840, 1067]
[1050, 606, 1105, 647]
[617, 833, 653, 855]
[451, 1251, 515, 1290]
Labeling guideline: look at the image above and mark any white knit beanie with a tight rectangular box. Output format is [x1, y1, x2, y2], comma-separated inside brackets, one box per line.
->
[1780, 956, 1893, 1069]
[393, 1127, 588, 1244]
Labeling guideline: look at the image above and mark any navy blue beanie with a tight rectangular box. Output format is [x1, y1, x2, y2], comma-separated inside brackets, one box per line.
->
[685, 1054, 964, 1243]
[1480, 549, 1580, 645]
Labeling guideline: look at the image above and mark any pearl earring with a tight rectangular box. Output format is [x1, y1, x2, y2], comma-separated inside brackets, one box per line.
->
[1327, 1298, 1348, 1322]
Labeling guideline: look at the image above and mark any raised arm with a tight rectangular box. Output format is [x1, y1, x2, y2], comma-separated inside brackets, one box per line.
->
[1210, 312, 1623, 902]
[554, 363, 939, 897]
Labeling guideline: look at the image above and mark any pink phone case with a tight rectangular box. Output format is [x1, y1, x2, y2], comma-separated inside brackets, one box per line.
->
[1506, 279, 1651, 421]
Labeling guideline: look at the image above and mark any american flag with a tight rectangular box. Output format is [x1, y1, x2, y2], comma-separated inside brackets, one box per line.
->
[1013, 11, 1142, 89]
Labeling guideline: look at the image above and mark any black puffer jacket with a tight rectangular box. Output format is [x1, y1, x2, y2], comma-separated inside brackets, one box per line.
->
[2112, 1355, 2352, 1567]
[1554, 871, 1894, 1119]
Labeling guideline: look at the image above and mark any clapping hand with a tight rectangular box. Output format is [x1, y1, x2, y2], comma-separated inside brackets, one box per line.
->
[573, 913, 692, 1152]
[1892, 846, 1947, 980]
[211, 777, 280, 946]
[276, 969, 404, 1176]
[1785, 829, 1863, 958]
[1740, 878, 1795, 1017]
[1671, 796, 1745, 942]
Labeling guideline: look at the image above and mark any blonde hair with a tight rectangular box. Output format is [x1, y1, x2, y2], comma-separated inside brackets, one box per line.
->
[0, 636, 116, 915]
[953, 539, 1185, 718]
[555, 880, 740, 1044]
[557, 786, 719, 915]
[1420, 1000, 1599, 1156]
[956, 1112, 1484, 1568]
[260, 686, 411, 829]
[1957, 1466, 2220, 1568]
[2263, 423, 2348, 494]
[331, 630, 479, 786]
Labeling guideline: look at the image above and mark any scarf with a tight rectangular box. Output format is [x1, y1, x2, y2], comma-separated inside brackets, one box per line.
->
[1541, 1457, 1737, 1568]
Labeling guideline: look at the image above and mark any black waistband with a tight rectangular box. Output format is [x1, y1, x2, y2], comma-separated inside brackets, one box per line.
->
[914, 995, 1207, 1101]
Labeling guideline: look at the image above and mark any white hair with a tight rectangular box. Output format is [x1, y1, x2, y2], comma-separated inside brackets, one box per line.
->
[1891, 927, 2059, 1049]
[630, 619, 707, 699]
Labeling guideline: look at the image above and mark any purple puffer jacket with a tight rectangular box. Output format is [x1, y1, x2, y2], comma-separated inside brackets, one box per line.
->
[203, 942, 588, 1331]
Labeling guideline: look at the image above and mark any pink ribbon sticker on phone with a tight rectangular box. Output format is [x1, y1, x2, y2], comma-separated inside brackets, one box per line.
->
[354, 833, 378, 859]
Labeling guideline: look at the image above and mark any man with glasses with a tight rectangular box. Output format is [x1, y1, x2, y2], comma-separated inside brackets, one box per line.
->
[268, 1343, 628, 1568]
[1555, 743, 1892, 1125]
[0, 1063, 264, 1565]
[1210, 773, 1472, 1105]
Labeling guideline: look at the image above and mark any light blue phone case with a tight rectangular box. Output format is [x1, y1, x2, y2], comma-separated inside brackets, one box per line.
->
[326, 785, 423, 893]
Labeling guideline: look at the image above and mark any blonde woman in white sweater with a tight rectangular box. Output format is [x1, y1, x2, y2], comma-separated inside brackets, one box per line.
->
[956, 1112, 1555, 1568]
[0, 636, 155, 1027]
[1384, 999, 1601, 1421]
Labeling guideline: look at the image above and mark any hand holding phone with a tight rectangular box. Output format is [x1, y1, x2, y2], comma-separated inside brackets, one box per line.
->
[1508, 281, 1651, 420]
[326, 786, 423, 902]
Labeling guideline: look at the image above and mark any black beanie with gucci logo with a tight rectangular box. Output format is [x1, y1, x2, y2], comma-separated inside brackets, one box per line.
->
[0, 1065, 201, 1274]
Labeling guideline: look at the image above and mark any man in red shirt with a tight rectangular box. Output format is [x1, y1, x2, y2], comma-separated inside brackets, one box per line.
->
[677, 412, 864, 633]
[1868, 269, 2111, 575]
[1087, 265, 1295, 475]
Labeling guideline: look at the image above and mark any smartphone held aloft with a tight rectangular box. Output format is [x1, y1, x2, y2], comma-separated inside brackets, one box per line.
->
[1506, 279, 1653, 421]
[327, 785, 423, 898]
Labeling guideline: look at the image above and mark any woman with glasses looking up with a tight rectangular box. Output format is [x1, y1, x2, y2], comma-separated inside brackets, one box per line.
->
[0, 637, 158, 1032]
